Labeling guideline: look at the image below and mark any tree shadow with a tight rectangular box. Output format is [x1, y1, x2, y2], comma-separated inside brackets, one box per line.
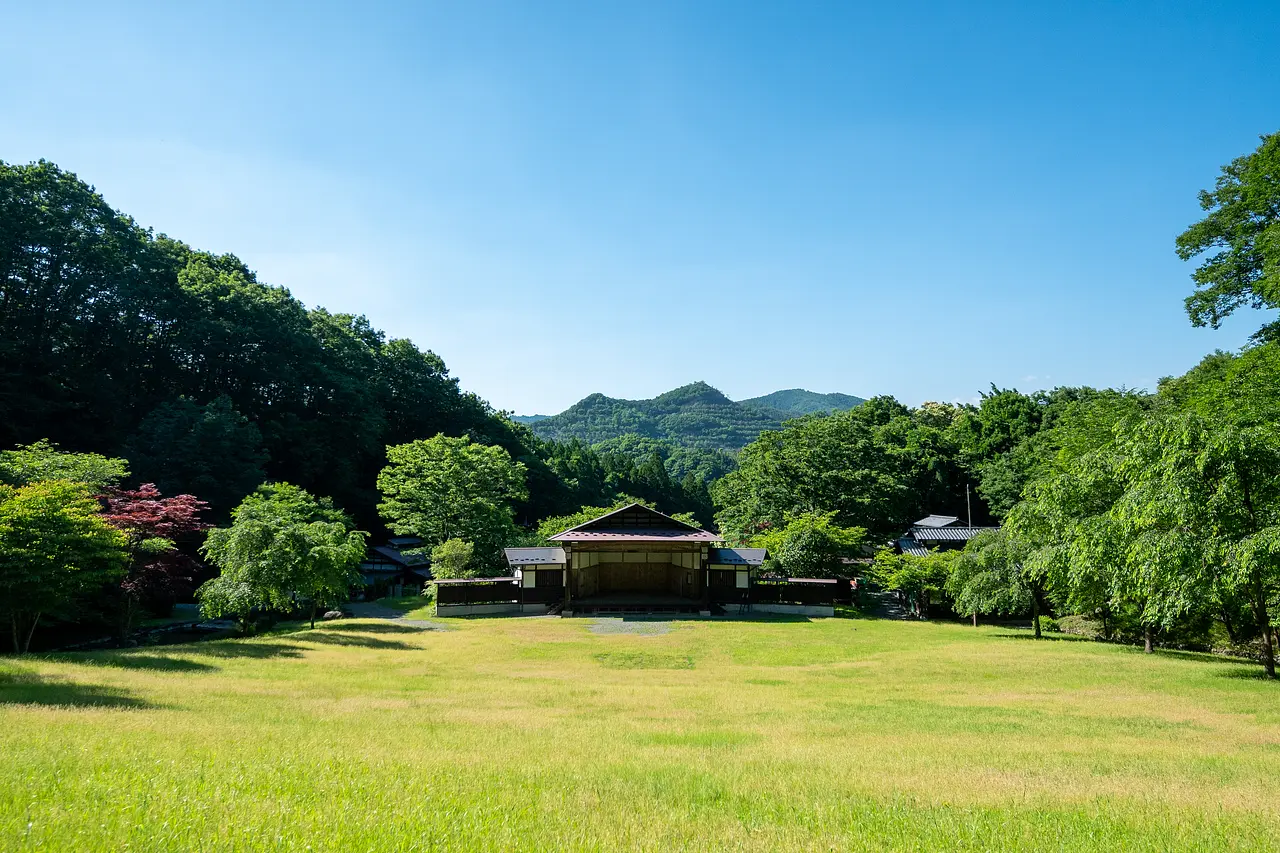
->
[718, 614, 815, 624]
[1215, 666, 1273, 681]
[312, 622, 426, 635]
[63, 652, 219, 673]
[0, 669, 154, 709]
[295, 632, 416, 650]
[1153, 648, 1254, 666]
[185, 641, 306, 660]
[992, 632, 1094, 643]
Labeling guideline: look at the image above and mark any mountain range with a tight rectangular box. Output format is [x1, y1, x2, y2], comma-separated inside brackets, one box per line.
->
[512, 383, 864, 450]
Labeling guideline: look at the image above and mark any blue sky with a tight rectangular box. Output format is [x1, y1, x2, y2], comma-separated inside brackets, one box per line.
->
[3, 1, 1277, 414]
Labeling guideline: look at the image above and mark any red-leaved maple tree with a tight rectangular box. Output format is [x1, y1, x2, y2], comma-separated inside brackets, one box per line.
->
[100, 484, 210, 639]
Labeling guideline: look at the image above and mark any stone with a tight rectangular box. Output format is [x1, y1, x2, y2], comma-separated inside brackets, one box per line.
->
[322, 610, 345, 621]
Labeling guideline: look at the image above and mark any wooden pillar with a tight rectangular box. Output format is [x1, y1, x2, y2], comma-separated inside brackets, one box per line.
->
[563, 546, 573, 613]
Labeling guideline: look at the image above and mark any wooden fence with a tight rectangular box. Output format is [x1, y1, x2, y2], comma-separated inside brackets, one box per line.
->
[434, 578, 519, 606]
[749, 578, 842, 607]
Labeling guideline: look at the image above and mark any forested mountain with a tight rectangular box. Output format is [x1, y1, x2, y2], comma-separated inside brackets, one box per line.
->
[738, 389, 865, 416]
[526, 381, 863, 450]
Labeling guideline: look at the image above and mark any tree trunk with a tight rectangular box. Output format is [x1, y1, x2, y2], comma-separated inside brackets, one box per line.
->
[22, 613, 40, 654]
[310, 602, 317, 630]
[1220, 607, 1240, 645]
[1252, 588, 1275, 679]
[119, 596, 139, 644]
[10, 615, 19, 655]
[1143, 625, 1154, 654]
[972, 612, 978, 628]
[1031, 594, 1041, 639]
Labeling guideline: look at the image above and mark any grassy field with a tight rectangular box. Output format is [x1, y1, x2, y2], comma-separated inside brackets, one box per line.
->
[2, 611, 1278, 852]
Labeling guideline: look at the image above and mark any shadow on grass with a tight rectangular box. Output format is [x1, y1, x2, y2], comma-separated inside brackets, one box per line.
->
[0, 669, 154, 708]
[312, 622, 426, 635]
[63, 652, 219, 673]
[186, 641, 306, 660]
[295, 632, 416, 650]
[1213, 666, 1271, 680]
[992, 632, 1095, 643]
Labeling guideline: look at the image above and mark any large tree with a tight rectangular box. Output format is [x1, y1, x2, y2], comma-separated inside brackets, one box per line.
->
[1177, 131, 1280, 341]
[377, 435, 527, 570]
[0, 480, 128, 652]
[198, 483, 365, 630]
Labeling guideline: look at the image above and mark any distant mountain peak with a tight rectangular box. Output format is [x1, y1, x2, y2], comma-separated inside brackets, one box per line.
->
[652, 381, 732, 407]
[523, 383, 863, 451]
[738, 389, 865, 417]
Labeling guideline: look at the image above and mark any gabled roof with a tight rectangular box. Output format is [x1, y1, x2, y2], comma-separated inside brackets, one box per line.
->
[504, 547, 567, 565]
[708, 547, 767, 566]
[548, 503, 718, 543]
[914, 514, 961, 528]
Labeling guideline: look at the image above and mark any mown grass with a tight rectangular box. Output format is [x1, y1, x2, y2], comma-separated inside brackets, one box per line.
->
[2, 614, 1278, 851]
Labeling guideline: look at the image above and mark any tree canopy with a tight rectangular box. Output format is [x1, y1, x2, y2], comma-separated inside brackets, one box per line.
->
[1177, 130, 1280, 341]
[377, 435, 528, 570]
[198, 483, 365, 630]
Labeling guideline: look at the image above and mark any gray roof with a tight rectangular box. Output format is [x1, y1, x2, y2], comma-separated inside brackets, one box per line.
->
[708, 547, 767, 566]
[914, 514, 961, 528]
[897, 537, 930, 557]
[908, 525, 996, 543]
[504, 547, 567, 566]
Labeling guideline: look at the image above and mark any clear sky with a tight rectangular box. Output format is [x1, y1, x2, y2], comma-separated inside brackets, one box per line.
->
[3, 1, 1277, 414]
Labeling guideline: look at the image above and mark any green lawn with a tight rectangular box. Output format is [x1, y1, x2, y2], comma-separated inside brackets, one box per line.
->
[2, 613, 1278, 851]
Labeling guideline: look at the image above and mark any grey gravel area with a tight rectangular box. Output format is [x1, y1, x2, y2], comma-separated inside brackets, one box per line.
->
[345, 601, 449, 630]
[587, 618, 674, 636]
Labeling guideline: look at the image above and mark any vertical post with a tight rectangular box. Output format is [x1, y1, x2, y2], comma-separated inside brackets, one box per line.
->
[563, 546, 573, 614]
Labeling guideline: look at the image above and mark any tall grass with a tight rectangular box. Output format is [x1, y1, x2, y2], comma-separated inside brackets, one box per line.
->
[2, 615, 1277, 851]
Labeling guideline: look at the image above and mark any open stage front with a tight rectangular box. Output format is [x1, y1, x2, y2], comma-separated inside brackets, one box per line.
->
[575, 560, 701, 599]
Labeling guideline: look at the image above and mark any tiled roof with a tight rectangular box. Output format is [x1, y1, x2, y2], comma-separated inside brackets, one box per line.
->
[708, 547, 767, 566]
[897, 537, 930, 557]
[908, 525, 996, 542]
[914, 514, 961, 528]
[504, 547, 567, 565]
[553, 529, 719, 542]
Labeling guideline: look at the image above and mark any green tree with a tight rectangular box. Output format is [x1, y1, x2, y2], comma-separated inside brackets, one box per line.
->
[949, 529, 1033, 629]
[712, 408, 907, 543]
[868, 548, 959, 620]
[0, 440, 128, 491]
[429, 539, 475, 579]
[753, 512, 865, 578]
[377, 435, 527, 570]
[1110, 409, 1280, 677]
[198, 483, 365, 630]
[0, 480, 128, 652]
[1176, 131, 1280, 341]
